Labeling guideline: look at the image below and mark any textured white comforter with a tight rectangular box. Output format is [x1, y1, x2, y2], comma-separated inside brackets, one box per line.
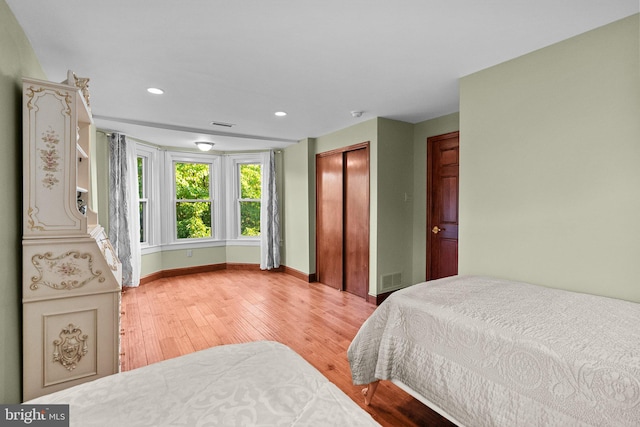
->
[348, 276, 640, 426]
[27, 341, 379, 426]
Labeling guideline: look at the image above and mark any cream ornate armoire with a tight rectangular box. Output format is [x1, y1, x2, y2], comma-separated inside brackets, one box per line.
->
[22, 73, 122, 401]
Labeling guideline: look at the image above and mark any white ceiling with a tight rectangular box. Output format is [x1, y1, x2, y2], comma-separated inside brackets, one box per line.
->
[7, 1, 638, 151]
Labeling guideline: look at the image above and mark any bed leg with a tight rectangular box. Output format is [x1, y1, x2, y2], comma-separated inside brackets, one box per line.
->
[362, 380, 379, 406]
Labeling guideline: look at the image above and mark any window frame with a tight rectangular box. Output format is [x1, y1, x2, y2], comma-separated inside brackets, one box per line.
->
[135, 144, 160, 249]
[134, 147, 268, 250]
[225, 153, 264, 243]
[137, 156, 149, 244]
[165, 151, 221, 244]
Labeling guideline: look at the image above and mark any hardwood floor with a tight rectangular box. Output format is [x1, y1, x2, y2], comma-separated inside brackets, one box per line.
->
[120, 269, 455, 426]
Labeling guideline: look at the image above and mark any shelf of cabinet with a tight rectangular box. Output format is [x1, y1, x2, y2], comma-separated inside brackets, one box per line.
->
[77, 143, 89, 159]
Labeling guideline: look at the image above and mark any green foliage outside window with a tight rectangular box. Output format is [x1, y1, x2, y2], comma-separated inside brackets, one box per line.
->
[137, 157, 146, 243]
[137, 157, 144, 198]
[239, 164, 261, 236]
[139, 201, 146, 242]
[175, 162, 212, 239]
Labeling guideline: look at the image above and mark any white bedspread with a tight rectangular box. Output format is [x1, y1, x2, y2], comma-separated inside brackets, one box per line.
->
[348, 275, 640, 426]
[27, 341, 379, 426]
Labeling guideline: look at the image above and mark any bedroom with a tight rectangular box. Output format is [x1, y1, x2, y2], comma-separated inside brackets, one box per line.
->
[2, 0, 639, 424]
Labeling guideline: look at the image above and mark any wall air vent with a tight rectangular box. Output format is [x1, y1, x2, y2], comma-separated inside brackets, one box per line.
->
[210, 121, 235, 128]
[381, 272, 402, 291]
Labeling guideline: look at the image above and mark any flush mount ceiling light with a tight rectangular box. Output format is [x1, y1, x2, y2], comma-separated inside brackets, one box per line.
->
[195, 141, 215, 151]
[274, 111, 287, 117]
[147, 87, 164, 95]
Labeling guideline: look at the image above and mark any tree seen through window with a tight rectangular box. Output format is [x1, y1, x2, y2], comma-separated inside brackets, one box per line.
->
[137, 156, 147, 243]
[175, 162, 212, 239]
[239, 163, 261, 236]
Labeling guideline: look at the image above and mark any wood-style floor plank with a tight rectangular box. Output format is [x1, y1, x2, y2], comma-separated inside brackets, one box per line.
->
[120, 269, 455, 427]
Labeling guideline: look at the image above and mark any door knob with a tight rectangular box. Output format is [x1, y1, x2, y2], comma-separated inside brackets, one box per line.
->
[432, 226, 444, 234]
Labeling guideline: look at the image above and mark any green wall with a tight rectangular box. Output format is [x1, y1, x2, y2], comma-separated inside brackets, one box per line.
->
[376, 118, 414, 293]
[281, 138, 315, 275]
[140, 250, 163, 277]
[459, 14, 640, 302]
[0, 0, 46, 403]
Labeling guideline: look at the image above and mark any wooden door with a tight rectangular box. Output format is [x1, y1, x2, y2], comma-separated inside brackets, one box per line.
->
[343, 147, 369, 298]
[427, 132, 459, 280]
[316, 152, 343, 290]
[316, 143, 370, 298]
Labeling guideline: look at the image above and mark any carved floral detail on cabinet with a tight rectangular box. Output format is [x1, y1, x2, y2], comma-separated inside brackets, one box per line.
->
[99, 238, 119, 272]
[24, 85, 43, 110]
[39, 126, 61, 189]
[25, 85, 72, 116]
[30, 251, 105, 291]
[53, 323, 88, 371]
[26, 207, 45, 232]
[70, 72, 91, 108]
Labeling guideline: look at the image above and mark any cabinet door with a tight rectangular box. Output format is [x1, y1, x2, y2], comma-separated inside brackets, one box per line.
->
[23, 292, 120, 401]
[23, 80, 88, 237]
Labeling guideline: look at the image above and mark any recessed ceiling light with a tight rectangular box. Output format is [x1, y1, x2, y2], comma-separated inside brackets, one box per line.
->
[274, 111, 287, 117]
[147, 87, 164, 95]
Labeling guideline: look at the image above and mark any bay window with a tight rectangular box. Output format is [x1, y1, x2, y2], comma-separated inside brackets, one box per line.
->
[137, 147, 266, 250]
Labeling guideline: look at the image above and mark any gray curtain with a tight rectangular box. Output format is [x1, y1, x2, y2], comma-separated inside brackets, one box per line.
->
[108, 133, 141, 287]
[260, 150, 280, 270]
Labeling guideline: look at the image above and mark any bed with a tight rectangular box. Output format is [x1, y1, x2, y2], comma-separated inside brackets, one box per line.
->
[26, 340, 380, 426]
[347, 275, 640, 427]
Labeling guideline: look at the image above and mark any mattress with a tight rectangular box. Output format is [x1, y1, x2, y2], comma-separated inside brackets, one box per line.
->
[27, 340, 380, 426]
[348, 275, 640, 426]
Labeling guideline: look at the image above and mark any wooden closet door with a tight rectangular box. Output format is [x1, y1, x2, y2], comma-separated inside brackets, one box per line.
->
[316, 143, 370, 298]
[344, 147, 369, 298]
[316, 152, 343, 290]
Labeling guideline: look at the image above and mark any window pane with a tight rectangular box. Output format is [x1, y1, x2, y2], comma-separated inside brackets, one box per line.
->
[240, 164, 261, 199]
[137, 156, 147, 244]
[176, 162, 209, 199]
[139, 201, 146, 243]
[240, 201, 261, 236]
[174, 162, 212, 239]
[239, 163, 261, 237]
[176, 201, 212, 239]
[137, 157, 144, 198]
